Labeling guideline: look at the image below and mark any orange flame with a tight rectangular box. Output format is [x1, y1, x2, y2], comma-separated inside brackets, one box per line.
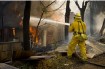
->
[29, 26, 38, 44]
[12, 28, 16, 37]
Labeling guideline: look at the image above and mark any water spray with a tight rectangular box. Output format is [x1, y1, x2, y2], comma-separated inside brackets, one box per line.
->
[30, 16, 70, 27]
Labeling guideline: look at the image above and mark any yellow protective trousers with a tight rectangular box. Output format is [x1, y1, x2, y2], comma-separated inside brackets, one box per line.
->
[67, 35, 87, 61]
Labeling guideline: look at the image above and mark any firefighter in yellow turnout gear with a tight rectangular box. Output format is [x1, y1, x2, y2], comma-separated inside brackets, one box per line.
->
[67, 13, 87, 61]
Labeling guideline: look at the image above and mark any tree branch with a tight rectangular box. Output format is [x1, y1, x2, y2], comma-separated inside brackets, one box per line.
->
[40, 0, 65, 12]
[84, 1, 89, 9]
[35, 1, 56, 45]
[37, 1, 56, 27]
[82, 1, 84, 8]
[75, 1, 81, 10]
[40, 1, 45, 8]
[46, 1, 56, 8]
[47, 1, 65, 12]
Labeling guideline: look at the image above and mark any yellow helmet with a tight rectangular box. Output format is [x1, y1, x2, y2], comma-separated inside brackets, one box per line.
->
[75, 13, 81, 18]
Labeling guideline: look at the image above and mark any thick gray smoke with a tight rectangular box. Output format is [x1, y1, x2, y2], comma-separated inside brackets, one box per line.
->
[85, 1, 105, 35]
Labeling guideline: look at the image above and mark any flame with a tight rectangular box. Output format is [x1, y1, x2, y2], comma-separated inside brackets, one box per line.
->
[12, 28, 16, 37]
[18, 18, 39, 44]
[29, 26, 38, 44]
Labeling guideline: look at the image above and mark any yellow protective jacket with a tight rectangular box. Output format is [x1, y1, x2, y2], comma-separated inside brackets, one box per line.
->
[69, 19, 86, 34]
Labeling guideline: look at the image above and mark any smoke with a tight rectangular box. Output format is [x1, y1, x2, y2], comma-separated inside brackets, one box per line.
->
[84, 2, 90, 35]
[94, 12, 105, 33]
[90, 1, 105, 35]
[85, 1, 105, 35]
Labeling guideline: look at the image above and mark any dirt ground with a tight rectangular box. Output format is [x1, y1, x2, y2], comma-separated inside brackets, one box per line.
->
[10, 37, 105, 69]
[11, 52, 105, 69]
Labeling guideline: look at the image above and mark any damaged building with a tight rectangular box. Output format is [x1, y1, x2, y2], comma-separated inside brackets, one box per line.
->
[0, 1, 67, 61]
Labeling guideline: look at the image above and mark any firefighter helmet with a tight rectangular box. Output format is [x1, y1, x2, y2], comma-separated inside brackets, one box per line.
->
[75, 13, 81, 18]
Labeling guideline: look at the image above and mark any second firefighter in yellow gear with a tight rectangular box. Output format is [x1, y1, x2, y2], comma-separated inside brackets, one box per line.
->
[67, 13, 87, 61]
